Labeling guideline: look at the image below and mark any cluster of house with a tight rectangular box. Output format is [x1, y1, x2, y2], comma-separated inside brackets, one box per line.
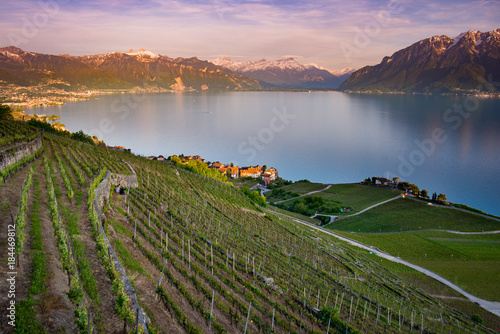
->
[171, 155, 279, 186]
[146, 154, 167, 161]
[372, 177, 395, 185]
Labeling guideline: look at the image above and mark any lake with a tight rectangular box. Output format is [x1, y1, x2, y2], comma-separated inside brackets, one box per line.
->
[29, 91, 500, 216]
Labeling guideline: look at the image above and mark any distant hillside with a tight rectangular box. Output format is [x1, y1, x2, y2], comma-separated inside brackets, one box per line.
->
[0, 47, 261, 91]
[211, 57, 354, 89]
[0, 46, 131, 90]
[340, 28, 500, 93]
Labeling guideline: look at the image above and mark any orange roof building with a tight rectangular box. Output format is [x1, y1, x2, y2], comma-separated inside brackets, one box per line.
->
[240, 166, 263, 178]
[227, 166, 240, 178]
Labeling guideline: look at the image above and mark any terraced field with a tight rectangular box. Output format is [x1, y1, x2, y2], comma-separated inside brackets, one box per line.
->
[0, 120, 497, 333]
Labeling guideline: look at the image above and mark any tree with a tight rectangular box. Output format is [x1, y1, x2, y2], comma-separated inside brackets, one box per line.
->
[420, 189, 429, 199]
[71, 130, 94, 145]
[170, 155, 181, 164]
[437, 193, 447, 204]
[409, 184, 419, 196]
[294, 202, 308, 215]
[230, 162, 234, 167]
[398, 181, 410, 191]
[432, 192, 437, 201]
[393, 177, 400, 184]
[0, 104, 14, 120]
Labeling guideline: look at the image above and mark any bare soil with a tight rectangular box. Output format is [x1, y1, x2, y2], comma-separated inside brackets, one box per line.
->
[0, 162, 35, 332]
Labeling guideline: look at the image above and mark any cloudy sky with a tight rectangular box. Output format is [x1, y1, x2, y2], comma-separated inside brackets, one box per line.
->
[1, 0, 499, 70]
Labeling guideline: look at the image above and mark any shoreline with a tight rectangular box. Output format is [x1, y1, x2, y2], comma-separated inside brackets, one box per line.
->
[4, 87, 500, 109]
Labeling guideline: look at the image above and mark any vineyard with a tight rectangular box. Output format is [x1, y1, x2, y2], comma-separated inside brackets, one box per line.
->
[0, 120, 39, 149]
[0, 120, 496, 333]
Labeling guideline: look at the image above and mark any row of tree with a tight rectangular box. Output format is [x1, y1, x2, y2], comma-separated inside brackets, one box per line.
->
[364, 176, 448, 205]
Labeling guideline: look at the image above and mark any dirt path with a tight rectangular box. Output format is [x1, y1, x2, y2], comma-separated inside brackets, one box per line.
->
[47, 140, 124, 333]
[35, 162, 77, 333]
[0, 163, 34, 331]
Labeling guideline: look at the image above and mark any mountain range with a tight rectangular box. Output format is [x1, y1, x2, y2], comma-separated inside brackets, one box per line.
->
[211, 57, 354, 89]
[0, 47, 260, 92]
[1, 28, 499, 96]
[340, 28, 500, 93]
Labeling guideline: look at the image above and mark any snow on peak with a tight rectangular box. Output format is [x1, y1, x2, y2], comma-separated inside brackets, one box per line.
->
[329, 67, 356, 76]
[306, 63, 355, 76]
[211, 57, 355, 77]
[126, 48, 159, 58]
[0, 50, 22, 59]
[447, 29, 482, 50]
[305, 63, 325, 70]
[449, 31, 467, 49]
[211, 57, 305, 72]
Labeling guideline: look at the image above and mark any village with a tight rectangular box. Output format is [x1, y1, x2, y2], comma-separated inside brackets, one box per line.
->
[145, 154, 278, 186]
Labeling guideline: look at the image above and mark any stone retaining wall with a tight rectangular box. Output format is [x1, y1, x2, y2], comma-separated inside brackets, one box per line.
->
[94, 166, 139, 212]
[0, 135, 42, 171]
[92, 163, 149, 333]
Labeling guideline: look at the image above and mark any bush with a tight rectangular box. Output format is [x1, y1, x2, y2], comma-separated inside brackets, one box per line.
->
[471, 314, 483, 325]
[316, 215, 331, 225]
[318, 306, 338, 325]
[0, 104, 14, 120]
[241, 187, 267, 207]
[27, 119, 95, 145]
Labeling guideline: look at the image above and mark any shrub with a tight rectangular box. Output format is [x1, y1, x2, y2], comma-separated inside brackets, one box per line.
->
[471, 314, 483, 325]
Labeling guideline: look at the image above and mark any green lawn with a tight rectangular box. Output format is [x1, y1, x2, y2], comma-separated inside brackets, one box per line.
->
[276, 183, 401, 214]
[318, 183, 401, 212]
[328, 198, 500, 232]
[334, 230, 500, 301]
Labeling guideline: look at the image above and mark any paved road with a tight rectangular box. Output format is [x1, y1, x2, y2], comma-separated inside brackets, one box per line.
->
[443, 230, 500, 235]
[269, 209, 500, 317]
[273, 184, 332, 204]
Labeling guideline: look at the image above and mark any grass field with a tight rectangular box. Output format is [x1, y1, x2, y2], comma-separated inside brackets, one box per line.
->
[328, 197, 500, 232]
[277, 183, 401, 213]
[318, 183, 401, 212]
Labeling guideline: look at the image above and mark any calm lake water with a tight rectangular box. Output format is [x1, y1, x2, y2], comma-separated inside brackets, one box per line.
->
[29, 91, 500, 216]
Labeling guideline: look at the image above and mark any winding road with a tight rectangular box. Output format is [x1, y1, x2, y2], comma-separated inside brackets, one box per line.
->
[268, 209, 500, 317]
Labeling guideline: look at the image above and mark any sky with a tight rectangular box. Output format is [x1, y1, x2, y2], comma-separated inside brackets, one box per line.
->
[1, 0, 499, 70]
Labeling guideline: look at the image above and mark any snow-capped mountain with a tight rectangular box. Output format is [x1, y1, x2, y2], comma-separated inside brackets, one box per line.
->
[340, 28, 500, 93]
[304, 63, 355, 77]
[125, 48, 159, 58]
[211, 57, 354, 89]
